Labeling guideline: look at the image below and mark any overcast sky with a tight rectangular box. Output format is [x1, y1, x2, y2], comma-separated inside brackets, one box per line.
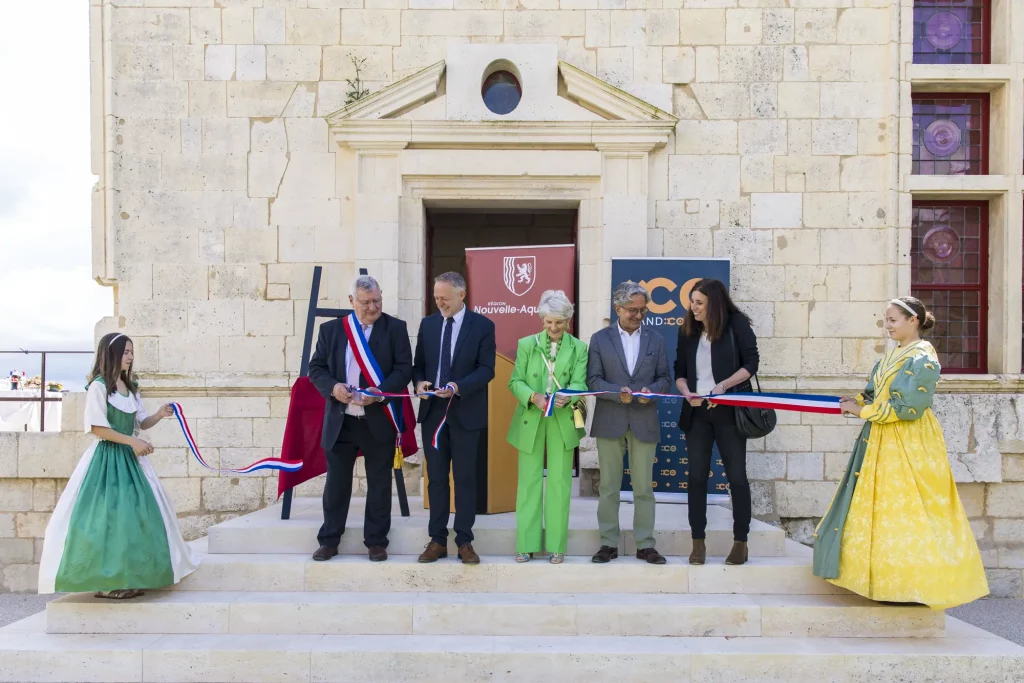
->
[1, 2, 112, 385]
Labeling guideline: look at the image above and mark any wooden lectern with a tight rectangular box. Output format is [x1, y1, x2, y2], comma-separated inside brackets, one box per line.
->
[423, 352, 519, 514]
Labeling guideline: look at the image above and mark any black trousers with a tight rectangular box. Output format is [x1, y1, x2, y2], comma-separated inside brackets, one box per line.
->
[317, 415, 394, 549]
[423, 400, 480, 548]
[684, 404, 751, 543]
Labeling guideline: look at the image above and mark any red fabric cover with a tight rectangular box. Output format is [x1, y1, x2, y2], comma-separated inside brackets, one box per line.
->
[277, 376, 419, 498]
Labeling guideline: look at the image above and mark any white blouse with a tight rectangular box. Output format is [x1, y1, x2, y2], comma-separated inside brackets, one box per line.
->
[696, 333, 715, 396]
[83, 380, 149, 436]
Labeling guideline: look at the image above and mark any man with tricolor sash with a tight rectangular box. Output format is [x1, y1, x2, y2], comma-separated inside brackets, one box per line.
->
[307, 275, 413, 563]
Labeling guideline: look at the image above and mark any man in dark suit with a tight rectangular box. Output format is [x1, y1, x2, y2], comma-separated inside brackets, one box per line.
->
[413, 271, 496, 565]
[308, 275, 412, 563]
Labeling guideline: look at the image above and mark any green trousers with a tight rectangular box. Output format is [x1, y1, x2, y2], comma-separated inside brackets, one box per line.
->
[597, 430, 657, 550]
[515, 416, 573, 554]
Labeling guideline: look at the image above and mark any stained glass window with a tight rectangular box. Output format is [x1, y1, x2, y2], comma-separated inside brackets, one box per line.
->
[913, 0, 989, 64]
[912, 94, 988, 175]
[911, 202, 988, 373]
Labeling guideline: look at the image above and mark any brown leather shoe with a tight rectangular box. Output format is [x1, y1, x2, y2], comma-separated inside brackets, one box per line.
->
[689, 539, 706, 566]
[725, 541, 748, 566]
[636, 547, 667, 565]
[368, 545, 388, 562]
[591, 545, 618, 563]
[418, 541, 448, 563]
[312, 546, 338, 562]
[458, 542, 480, 565]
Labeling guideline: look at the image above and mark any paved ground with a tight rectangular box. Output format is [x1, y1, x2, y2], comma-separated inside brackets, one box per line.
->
[3, 592, 1023, 645]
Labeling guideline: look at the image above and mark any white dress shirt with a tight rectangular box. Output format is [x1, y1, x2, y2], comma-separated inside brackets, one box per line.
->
[618, 323, 642, 376]
[435, 306, 467, 387]
[696, 333, 715, 396]
[345, 322, 373, 416]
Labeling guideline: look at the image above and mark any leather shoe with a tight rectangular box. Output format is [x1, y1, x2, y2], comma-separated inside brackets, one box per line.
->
[312, 546, 338, 562]
[368, 545, 388, 562]
[458, 542, 480, 565]
[591, 545, 618, 563]
[725, 541, 748, 566]
[418, 541, 448, 563]
[689, 539, 706, 566]
[636, 547, 667, 565]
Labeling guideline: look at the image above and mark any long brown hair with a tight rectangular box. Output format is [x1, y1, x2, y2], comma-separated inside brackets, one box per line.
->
[87, 333, 139, 395]
[682, 278, 747, 342]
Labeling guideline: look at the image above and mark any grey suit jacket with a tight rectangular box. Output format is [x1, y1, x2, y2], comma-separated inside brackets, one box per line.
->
[586, 324, 672, 442]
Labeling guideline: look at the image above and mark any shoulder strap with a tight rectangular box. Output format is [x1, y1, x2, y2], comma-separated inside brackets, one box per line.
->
[728, 325, 761, 393]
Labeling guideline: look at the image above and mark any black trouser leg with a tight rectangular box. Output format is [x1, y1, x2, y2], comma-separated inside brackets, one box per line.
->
[684, 406, 714, 541]
[709, 405, 751, 542]
[350, 418, 394, 548]
[423, 403, 453, 545]
[317, 421, 358, 548]
[449, 423, 480, 548]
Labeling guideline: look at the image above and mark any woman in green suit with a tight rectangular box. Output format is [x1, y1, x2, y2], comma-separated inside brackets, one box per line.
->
[507, 290, 589, 564]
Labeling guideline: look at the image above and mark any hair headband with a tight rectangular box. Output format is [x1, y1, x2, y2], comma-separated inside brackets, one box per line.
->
[109, 333, 125, 345]
[889, 299, 918, 318]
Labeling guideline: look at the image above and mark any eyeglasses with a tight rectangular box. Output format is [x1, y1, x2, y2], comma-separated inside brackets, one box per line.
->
[356, 297, 382, 308]
[621, 307, 647, 317]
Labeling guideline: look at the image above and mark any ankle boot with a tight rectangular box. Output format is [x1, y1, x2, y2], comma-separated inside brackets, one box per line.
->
[725, 541, 748, 565]
[688, 539, 706, 565]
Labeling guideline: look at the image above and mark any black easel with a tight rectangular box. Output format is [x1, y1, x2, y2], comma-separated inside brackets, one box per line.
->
[280, 266, 411, 520]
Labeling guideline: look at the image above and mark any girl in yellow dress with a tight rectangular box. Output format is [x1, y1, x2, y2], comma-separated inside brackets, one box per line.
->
[812, 297, 988, 609]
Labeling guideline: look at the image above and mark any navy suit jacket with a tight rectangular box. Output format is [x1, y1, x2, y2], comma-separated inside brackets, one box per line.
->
[308, 313, 413, 450]
[412, 309, 496, 432]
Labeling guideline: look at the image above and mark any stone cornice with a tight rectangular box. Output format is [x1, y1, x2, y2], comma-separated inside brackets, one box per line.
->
[559, 61, 678, 123]
[326, 61, 445, 122]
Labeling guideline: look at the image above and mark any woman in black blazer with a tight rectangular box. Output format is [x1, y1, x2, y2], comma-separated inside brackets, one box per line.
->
[674, 279, 759, 567]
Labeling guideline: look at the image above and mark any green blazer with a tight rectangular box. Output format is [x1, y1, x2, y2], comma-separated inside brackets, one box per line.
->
[506, 332, 589, 453]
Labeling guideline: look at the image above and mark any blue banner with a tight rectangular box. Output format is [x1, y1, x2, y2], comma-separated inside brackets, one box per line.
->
[609, 258, 731, 497]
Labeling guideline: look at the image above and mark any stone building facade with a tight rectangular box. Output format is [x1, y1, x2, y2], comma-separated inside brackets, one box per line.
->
[3, 0, 1024, 593]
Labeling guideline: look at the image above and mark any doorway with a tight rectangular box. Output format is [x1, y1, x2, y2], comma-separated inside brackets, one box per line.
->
[424, 207, 578, 318]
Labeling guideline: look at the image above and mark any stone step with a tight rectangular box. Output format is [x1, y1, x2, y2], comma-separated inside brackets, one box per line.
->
[1, 622, 1020, 683]
[168, 549, 846, 596]
[207, 497, 786, 557]
[45, 591, 945, 639]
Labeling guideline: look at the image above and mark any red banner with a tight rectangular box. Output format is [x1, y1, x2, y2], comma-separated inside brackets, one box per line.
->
[465, 245, 576, 358]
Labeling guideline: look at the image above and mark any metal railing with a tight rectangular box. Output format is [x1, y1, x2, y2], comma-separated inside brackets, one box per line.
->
[0, 350, 93, 432]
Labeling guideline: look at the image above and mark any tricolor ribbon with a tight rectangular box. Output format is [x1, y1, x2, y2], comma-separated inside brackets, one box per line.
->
[170, 403, 303, 474]
[539, 389, 841, 416]
[349, 384, 456, 450]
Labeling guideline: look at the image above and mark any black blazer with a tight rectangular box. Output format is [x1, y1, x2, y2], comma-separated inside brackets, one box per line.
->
[674, 312, 760, 431]
[308, 313, 413, 450]
[412, 309, 496, 432]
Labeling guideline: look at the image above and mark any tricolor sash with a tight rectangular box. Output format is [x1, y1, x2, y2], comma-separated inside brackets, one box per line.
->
[542, 389, 842, 416]
[342, 314, 402, 435]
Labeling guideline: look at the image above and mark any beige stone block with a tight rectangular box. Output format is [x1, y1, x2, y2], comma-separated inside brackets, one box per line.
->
[775, 481, 837, 517]
[720, 46, 783, 83]
[252, 119, 287, 153]
[812, 120, 858, 156]
[585, 10, 610, 48]
[740, 155, 774, 194]
[679, 9, 724, 45]
[596, 47, 632, 87]
[244, 300, 295, 336]
[725, 8, 761, 44]
[279, 225, 316, 262]
[225, 227, 278, 264]
[255, 7, 286, 44]
[646, 9, 680, 45]
[0, 481, 33, 512]
[778, 82, 819, 119]
[115, 45, 174, 81]
[840, 156, 888, 192]
[845, 265, 888, 302]
[224, 7, 255, 43]
[112, 82, 188, 118]
[713, 228, 772, 265]
[761, 8, 793, 42]
[801, 337, 843, 374]
[159, 336, 221, 373]
[665, 230, 713, 257]
[837, 7, 889, 44]
[111, 8, 189, 43]
[323, 46, 392, 82]
[2, 563, 39, 592]
[505, 10, 586, 36]
[808, 301, 882, 338]
[202, 476, 265, 512]
[220, 336, 286, 372]
[342, 9, 401, 44]
[267, 46, 322, 81]
[193, 418, 254, 450]
[808, 44, 850, 82]
[729, 265, 785, 304]
[847, 192, 889, 228]
[0, 513, 13, 539]
[773, 230, 818, 265]
[162, 154, 247, 192]
[774, 301, 809, 337]
[739, 120, 786, 155]
[253, 418, 288, 448]
[210, 265, 267, 300]
[795, 8, 837, 43]
[611, 10, 646, 46]
[784, 45, 808, 81]
[787, 453, 823, 480]
[766, 425, 812, 452]
[202, 119, 251, 156]
[271, 397, 291, 419]
[205, 44, 236, 80]
[669, 155, 740, 200]
[228, 81, 298, 117]
[803, 193, 848, 229]
[752, 84, 776, 120]
[820, 229, 887, 265]
[148, 448, 190, 478]
[400, 10, 502, 35]
[751, 193, 801, 230]
[820, 83, 887, 119]
[850, 44, 891, 81]
[154, 264, 210, 301]
[0, 538, 34, 565]
[15, 511, 50, 539]
[267, 283, 291, 301]
[271, 197, 342, 227]
[956, 483, 986, 517]
[248, 152, 289, 198]
[987, 483, 1024, 517]
[191, 7, 222, 44]
[278, 152, 336, 198]
[174, 44, 205, 81]
[747, 452, 786, 480]
[189, 81, 226, 117]
[856, 118, 891, 156]
[657, 199, 719, 230]
[236, 45, 267, 81]
[632, 46, 662, 83]
[662, 47, 694, 84]
[285, 8, 340, 44]
[0, 435, 16, 479]
[788, 119, 812, 155]
[162, 478, 202, 514]
[694, 46, 718, 82]
[690, 83, 750, 119]
[114, 118, 180, 155]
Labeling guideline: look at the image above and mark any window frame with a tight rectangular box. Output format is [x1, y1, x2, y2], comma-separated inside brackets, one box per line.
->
[910, 92, 991, 177]
[911, 0, 992, 65]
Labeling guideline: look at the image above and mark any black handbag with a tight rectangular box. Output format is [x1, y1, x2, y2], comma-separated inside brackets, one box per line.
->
[727, 328, 777, 439]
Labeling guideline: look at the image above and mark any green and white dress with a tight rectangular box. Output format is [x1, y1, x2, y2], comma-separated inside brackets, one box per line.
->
[38, 379, 197, 594]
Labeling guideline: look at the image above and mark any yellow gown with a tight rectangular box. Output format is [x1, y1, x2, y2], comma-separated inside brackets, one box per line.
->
[812, 340, 988, 609]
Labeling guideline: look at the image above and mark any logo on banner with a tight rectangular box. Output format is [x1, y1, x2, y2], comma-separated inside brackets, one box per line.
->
[503, 256, 536, 297]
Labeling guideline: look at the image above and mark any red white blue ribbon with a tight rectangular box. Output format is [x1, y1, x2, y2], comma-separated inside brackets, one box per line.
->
[343, 313, 403, 440]
[541, 389, 841, 416]
[350, 384, 455, 449]
[170, 403, 303, 474]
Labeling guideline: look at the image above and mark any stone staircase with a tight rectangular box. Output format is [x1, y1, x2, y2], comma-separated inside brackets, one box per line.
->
[2, 498, 1022, 682]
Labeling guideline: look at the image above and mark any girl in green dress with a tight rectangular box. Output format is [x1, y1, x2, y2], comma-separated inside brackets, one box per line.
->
[38, 333, 197, 599]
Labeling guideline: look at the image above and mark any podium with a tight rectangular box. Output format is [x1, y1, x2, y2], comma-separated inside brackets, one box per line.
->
[423, 353, 519, 514]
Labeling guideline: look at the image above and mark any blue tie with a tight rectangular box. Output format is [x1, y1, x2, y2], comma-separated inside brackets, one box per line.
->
[439, 317, 453, 387]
